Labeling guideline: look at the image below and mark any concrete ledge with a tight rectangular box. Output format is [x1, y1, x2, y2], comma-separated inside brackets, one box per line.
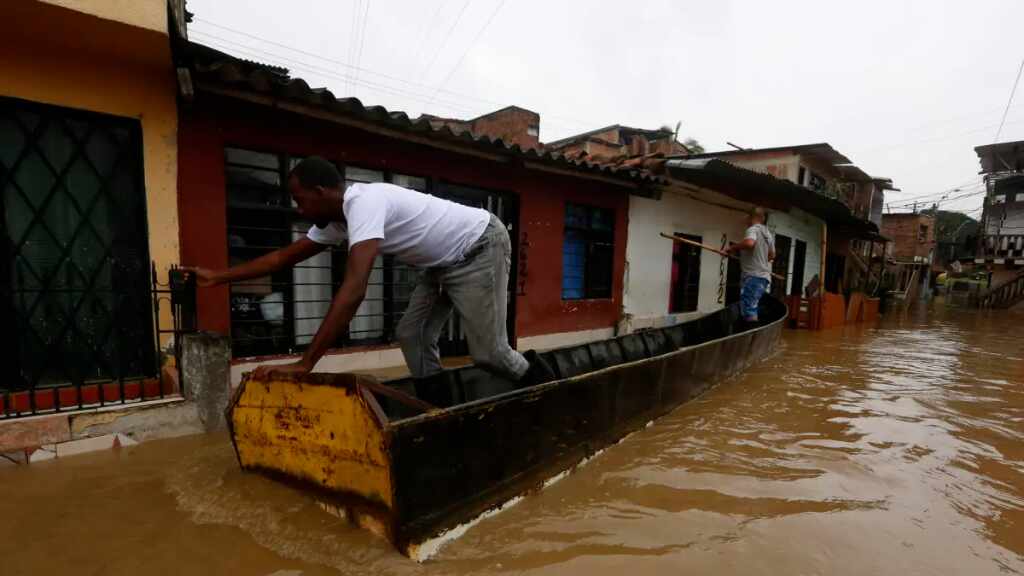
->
[70, 399, 203, 442]
[0, 397, 203, 465]
[0, 414, 71, 453]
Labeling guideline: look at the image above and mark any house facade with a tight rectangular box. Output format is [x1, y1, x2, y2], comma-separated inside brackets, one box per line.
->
[177, 44, 660, 385]
[541, 129, 887, 330]
[974, 141, 1024, 287]
[681, 144, 890, 296]
[2, 0, 185, 418]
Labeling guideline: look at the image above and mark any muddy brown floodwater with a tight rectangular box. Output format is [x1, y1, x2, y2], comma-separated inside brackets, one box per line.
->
[2, 302, 1023, 575]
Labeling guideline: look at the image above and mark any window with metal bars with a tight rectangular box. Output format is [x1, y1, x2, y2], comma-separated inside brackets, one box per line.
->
[225, 148, 432, 358]
[561, 203, 615, 300]
[1, 96, 155, 395]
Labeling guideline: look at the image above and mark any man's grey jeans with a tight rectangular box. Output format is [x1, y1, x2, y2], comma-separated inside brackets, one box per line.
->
[396, 215, 529, 380]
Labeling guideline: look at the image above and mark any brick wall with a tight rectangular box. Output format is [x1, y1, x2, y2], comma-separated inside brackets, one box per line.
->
[881, 214, 936, 260]
[470, 106, 540, 149]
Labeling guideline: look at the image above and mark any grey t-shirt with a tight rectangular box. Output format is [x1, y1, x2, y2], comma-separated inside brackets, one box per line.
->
[740, 224, 775, 280]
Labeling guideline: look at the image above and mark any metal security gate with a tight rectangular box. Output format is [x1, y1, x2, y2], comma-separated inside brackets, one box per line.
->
[0, 96, 181, 418]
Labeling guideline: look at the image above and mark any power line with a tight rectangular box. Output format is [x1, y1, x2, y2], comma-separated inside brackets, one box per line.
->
[884, 179, 984, 206]
[188, 30, 483, 114]
[428, 0, 508, 106]
[887, 188, 987, 210]
[352, 0, 373, 97]
[409, 1, 447, 76]
[858, 118, 1024, 154]
[347, 0, 362, 94]
[189, 18, 595, 130]
[417, 0, 472, 83]
[189, 29, 597, 137]
[994, 58, 1024, 143]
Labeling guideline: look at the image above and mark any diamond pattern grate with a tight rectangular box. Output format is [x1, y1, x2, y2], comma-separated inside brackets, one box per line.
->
[1, 96, 155, 399]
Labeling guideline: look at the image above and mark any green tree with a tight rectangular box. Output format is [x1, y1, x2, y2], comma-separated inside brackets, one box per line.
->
[683, 137, 705, 154]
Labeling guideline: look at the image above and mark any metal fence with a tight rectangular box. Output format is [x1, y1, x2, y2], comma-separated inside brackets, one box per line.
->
[2, 263, 196, 419]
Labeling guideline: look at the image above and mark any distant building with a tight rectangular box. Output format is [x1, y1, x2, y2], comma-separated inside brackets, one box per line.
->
[545, 125, 691, 158]
[973, 140, 1024, 308]
[545, 128, 889, 329]
[676, 144, 891, 298]
[420, 106, 541, 150]
[881, 213, 936, 264]
[881, 212, 937, 302]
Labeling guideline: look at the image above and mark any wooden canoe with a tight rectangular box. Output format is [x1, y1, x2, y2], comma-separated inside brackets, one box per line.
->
[228, 296, 787, 560]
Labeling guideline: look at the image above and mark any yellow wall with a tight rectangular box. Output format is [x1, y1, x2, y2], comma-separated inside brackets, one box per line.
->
[37, 0, 168, 33]
[3, 0, 180, 283]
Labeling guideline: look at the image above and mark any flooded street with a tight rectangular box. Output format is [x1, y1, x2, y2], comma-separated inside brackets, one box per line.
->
[2, 302, 1023, 575]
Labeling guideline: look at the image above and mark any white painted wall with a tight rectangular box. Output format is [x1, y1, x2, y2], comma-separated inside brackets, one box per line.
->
[768, 207, 824, 296]
[623, 186, 749, 332]
[624, 186, 826, 332]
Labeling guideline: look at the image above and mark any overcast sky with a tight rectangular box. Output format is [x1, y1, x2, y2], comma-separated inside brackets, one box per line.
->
[186, 0, 1024, 216]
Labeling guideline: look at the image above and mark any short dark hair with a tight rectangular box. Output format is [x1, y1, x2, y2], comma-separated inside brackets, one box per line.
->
[289, 156, 341, 189]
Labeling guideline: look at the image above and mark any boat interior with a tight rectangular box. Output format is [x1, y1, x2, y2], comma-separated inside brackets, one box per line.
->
[373, 297, 786, 422]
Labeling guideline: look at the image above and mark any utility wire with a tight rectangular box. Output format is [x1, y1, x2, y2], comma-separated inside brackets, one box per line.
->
[884, 179, 984, 205]
[417, 0, 472, 83]
[994, 58, 1024, 143]
[888, 188, 987, 209]
[188, 30, 482, 114]
[189, 18, 595, 130]
[409, 1, 447, 75]
[190, 29, 596, 136]
[428, 0, 508, 106]
[859, 118, 1024, 154]
[347, 0, 362, 94]
[352, 0, 373, 97]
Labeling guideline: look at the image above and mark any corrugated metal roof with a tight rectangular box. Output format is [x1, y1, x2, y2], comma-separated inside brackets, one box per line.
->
[678, 143, 854, 166]
[545, 124, 674, 150]
[836, 164, 872, 182]
[664, 158, 881, 237]
[975, 140, 1024, 174]
[185, 42, 664, 187]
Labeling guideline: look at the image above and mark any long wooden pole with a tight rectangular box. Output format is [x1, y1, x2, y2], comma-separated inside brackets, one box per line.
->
[661, 232, 733, 258]
[660, 233, 785, 281]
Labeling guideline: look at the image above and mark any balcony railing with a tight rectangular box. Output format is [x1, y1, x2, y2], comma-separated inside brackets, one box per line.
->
[978, 234, 1024, 260]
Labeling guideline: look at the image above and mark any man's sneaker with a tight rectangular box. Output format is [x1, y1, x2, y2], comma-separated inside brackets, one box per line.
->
[520, 350, 556, 386]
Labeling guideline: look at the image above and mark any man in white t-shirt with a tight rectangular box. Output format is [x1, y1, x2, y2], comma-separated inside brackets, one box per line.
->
[187, 157, 553, 398]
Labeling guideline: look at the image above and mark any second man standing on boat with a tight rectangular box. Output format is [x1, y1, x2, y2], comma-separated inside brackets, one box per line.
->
[727, 207, 776, 323]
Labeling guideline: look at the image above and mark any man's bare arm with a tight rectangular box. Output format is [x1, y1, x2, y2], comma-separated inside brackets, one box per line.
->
[727, 238, 756, 254]
[185, 237, 326, 287]
[290, 239, 380, 372]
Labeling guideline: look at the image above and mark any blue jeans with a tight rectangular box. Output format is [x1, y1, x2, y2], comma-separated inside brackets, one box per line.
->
[740, 276, 769, 321]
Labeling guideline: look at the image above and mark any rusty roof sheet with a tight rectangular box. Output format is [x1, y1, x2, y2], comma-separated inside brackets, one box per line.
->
[678, 143, 853, 165]
[836, 164, 872, 182]
[185, 42, 664, 187]
[664, 158, 880, 236]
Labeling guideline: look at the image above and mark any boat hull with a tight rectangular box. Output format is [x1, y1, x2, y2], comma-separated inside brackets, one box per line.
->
[228, 297, 786, 559]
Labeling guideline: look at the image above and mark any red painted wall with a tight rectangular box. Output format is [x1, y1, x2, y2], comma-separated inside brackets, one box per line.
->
[177, 96, 630, 342]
